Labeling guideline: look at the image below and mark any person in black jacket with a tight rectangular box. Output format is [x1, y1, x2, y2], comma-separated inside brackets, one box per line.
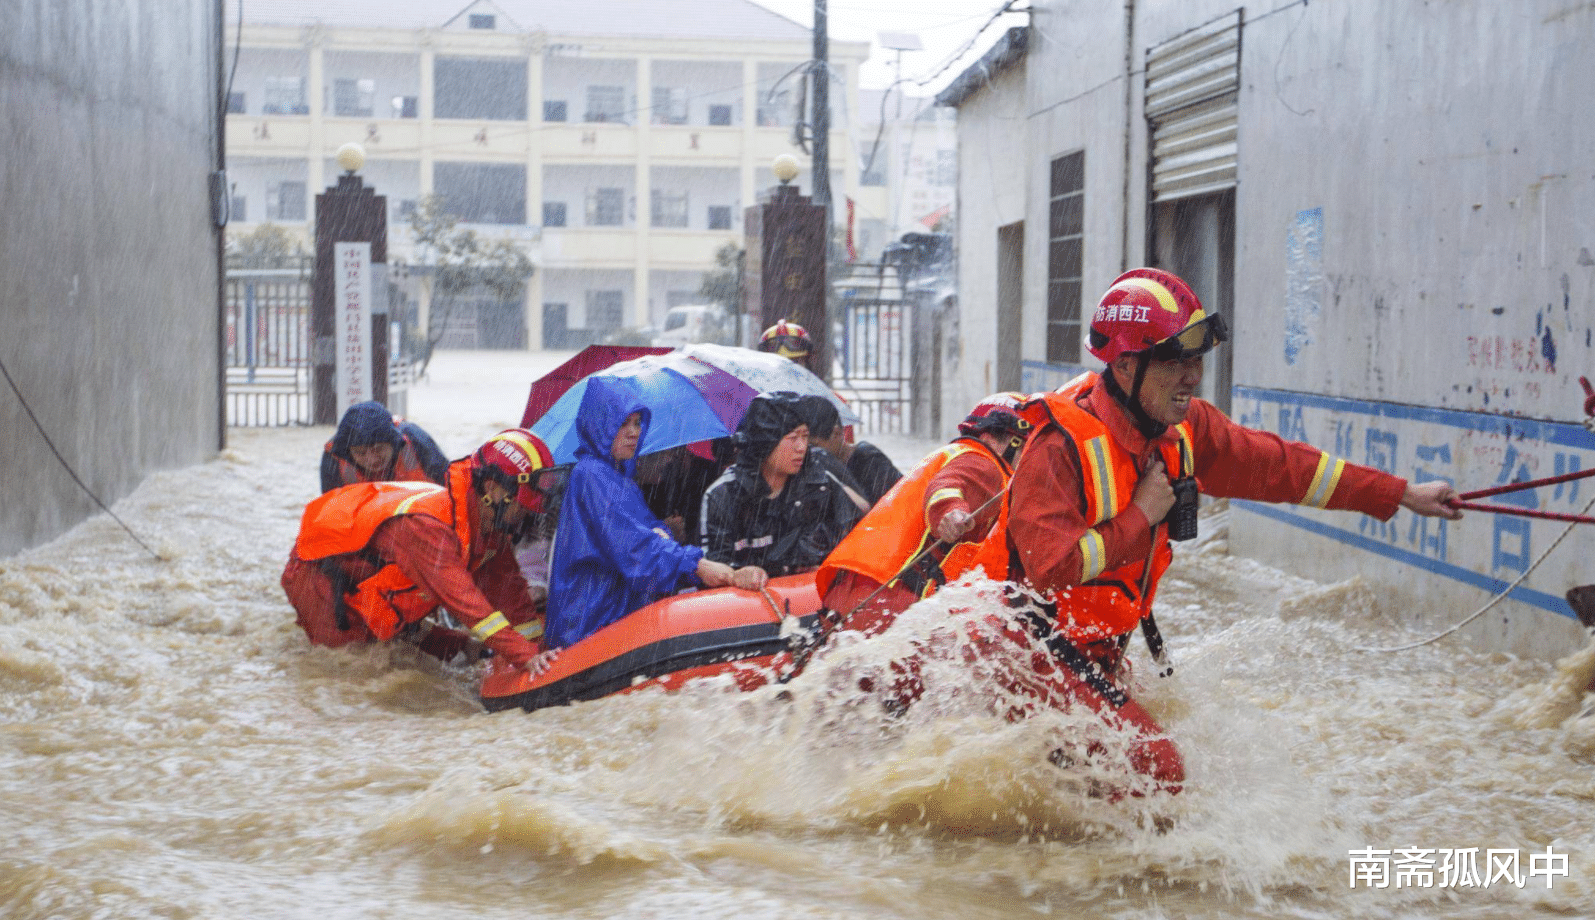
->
[319, 401, 449, 493]
[700, 392, 864, 580]
[800, 395, 903, 507]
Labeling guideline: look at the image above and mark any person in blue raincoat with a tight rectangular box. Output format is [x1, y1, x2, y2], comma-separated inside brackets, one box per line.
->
[544, 376, 763, 649]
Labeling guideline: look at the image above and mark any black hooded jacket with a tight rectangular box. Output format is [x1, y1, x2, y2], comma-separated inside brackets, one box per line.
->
[699, 393, 863, 575]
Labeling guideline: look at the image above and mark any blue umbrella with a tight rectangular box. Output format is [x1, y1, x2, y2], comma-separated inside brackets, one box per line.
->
[530, 353, 759, 463]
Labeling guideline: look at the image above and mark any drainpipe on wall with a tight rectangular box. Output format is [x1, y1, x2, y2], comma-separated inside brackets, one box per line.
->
[1119, 0, 1135, 273]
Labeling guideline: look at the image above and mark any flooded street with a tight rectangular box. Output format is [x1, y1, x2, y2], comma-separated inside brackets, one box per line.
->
[2, 351, 1592, 920]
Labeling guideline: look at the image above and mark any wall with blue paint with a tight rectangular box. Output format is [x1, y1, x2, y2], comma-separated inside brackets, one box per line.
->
[946, 1, 1595, 659]
[1230, 387, 1593, 658]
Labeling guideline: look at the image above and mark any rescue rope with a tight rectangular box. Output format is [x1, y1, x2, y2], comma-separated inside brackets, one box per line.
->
[779, 487, 1008, 682]
[0, 355, 163, 561]
[1355, 489, 1595, 653]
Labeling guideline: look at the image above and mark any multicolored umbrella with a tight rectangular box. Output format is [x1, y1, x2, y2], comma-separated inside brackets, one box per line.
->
[529, 346, 858, 464]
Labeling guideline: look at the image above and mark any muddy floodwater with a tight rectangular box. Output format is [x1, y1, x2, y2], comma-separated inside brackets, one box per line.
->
[2, 352, 1592, 920]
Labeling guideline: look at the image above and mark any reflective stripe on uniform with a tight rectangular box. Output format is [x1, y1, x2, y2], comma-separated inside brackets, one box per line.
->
[515, 620, 544, 641]
[1302, 453, 1346, 508]
[1176, 427, 1195, 478]
[1082, 436, 1118, 524]
[392, 483, 447, 516]
[1077, 528, 1107, 581]
[471, 611, 510, 640]
[926, 487, 964, 508]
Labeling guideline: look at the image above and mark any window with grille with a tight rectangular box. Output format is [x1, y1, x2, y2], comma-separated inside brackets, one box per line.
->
[651, 87, 688, 125]
[586, 86, 626, 123]
[266, 181, 307, 221]
[707, 206, 732, 230]
[333, 78, 374, 118]
[435, 58, 527, 120]
[586, 290, 624, 329]
[542, 202, 567, 228]
[651, 190, 689, 228]
[708, 104, 733, 126]
[262, 77, 306, 115]
[1046, 150, 1084, 364]
[434, 162, 527, 224]
[543, 100, 567, 122]
[468, 13, 495, 29]
[226, 92, 245, 114]
[587, 187, 625, 226]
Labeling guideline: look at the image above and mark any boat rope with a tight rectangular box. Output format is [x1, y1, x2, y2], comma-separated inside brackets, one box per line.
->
[1355, 488, 1595, 653]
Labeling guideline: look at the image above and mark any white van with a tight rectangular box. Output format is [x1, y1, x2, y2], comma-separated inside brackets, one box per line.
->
[653, 304, 727, 348]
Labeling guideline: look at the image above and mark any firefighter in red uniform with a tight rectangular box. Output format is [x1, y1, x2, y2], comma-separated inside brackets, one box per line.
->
[282, 428, 563, 675]
[816, 393, 1034, 639]
[993, 268, 1461, 794]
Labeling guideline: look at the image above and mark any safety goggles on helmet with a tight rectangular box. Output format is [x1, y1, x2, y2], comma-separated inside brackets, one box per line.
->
[764, 335, 811, 358]
[1147, 313, 1230, 362]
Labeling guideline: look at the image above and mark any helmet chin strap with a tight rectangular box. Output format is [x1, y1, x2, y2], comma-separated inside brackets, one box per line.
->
[1102, 354, 1168, 440]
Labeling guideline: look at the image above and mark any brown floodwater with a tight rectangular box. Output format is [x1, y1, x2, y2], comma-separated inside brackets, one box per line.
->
[2, 353, 1591, 920]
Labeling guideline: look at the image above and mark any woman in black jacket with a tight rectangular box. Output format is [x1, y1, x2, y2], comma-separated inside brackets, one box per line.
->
[699, 392, 864, 578]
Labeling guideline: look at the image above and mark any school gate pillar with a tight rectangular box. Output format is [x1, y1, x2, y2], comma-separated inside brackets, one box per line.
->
[744, 180, 828, 380]
[312, 148, 388, 425]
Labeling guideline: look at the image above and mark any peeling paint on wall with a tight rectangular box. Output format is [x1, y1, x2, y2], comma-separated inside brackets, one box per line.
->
[1285, 207, 1323, 365]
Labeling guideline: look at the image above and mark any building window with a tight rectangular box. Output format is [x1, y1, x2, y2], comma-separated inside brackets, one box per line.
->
[587, 187, 625, 226]
[651, 190, 689, 228]
[757, 88, 792, 127]
[434, 162, 527, 224]
[266, 181, 307, 221]
[392, 95, 419, 118]
[262, 77, 307, 115]
[543, 100, 567, 122]
[934, 149, 957, 187]
[585, 85, 626, 123]
[708, 104, 733, 127]
[435, 58, 528, 120]
[468, 13, 495, 29]
[1046, 151, 1085, 364]
[333, 78, 375, 118]
[230, 195, 247, 222]
[860, 163, 885, 187]
[707, 206, 732, 230]
[542, 202, 567, 228]
[586, 290, 624, 330]
[226, 92, 246, 114]
[651, 87, 688, 125]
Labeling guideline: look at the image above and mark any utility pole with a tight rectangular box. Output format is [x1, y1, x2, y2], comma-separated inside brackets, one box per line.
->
[812, 0, 830, 220]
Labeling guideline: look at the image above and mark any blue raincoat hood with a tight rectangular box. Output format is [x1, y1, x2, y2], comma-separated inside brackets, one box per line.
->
[575, 376, 653, 475]
[329, 401, 403, 459]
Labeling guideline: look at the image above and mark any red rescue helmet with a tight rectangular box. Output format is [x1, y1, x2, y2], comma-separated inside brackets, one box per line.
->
[1086, 268, 1229, 364]
[471, 428, 556, 512]
[958, 392, 1033, 441]
[759, 318, 812, 359]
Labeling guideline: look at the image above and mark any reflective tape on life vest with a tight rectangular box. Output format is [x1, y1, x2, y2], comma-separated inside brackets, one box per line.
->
[1077, 528, 1107, 582]
[1302, 453, 1345, 508]
[1080, 435, 1119, 525]
[393, 483, 447, 517]
[515, 620, 544, 641]
[471, 611, 510, 640]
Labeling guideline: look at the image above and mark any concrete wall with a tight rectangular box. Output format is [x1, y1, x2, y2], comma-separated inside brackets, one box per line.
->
[949, 1, 1595, 660]
[1, 1, 223, 557]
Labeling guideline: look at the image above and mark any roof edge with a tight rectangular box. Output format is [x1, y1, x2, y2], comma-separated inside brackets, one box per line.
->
[935, 26, 1029, 108]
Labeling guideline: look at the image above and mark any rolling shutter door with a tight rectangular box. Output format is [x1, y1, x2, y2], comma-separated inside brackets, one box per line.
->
[1146, 11, 1241, 202]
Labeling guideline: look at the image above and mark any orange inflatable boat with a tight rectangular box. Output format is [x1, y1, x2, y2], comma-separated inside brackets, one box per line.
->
[480, 574, 823, 712]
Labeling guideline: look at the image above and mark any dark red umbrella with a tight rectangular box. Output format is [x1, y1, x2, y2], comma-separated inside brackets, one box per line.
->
[520, 345, 670, 428]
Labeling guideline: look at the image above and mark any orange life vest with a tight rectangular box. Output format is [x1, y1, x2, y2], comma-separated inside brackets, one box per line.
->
[293, 464, 476, 640]
[816, 439, 1010, 599]
[978, 381, 1195, 643]
[324, 435, 430, 489]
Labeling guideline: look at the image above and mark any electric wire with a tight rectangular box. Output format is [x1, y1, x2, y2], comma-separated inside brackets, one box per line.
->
[0, 354, 163, 561]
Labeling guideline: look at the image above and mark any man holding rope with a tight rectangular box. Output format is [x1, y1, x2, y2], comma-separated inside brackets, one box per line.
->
[992, 267, 1462, 794]
[814, 392, 1034, 640]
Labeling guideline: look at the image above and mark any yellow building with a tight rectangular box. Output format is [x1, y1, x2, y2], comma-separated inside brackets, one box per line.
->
[225, 0, 868, 348]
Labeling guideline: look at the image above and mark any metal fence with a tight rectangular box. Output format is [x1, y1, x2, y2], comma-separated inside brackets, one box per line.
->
[834, 265, 914, 434]
[225, 265, 313, 426]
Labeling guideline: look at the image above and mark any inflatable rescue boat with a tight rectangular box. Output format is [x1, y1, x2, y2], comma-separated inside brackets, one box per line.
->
[480, 574, 823, 712]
